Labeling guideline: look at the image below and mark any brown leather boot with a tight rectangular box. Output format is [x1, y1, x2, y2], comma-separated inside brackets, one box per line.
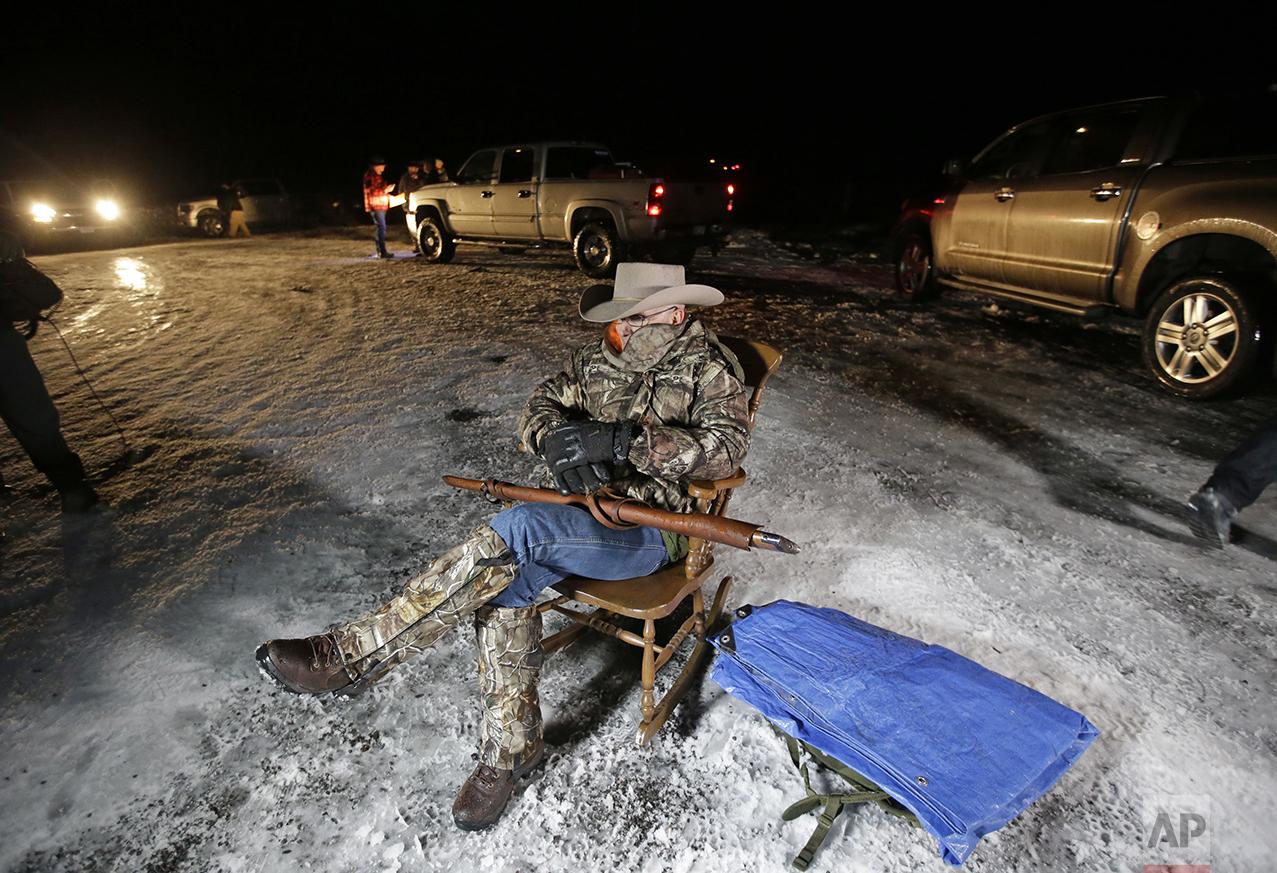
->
[256, 634, 353, 694]
[451, 742, 543, 831]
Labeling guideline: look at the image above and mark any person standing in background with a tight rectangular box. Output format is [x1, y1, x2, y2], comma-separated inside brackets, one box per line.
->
[219, 182, 251, 238]
[363, 157, 393, 258]
[396, 160, 429, 253]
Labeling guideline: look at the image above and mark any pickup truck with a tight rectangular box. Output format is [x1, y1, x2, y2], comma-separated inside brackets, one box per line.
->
[407, 141, 732, 278]
[889, 89, 1277, 398]
[176, 178, 293, 237]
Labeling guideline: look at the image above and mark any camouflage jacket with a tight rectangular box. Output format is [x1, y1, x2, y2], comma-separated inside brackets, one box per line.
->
[519, 319, 750, 513]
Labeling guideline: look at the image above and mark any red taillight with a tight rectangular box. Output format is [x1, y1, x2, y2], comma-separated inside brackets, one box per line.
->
[726, 184, 735, 196]
[647, 183, 665, 216]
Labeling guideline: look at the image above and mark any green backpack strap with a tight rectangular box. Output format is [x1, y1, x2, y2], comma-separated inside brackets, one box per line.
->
[779, 733, 920, 871]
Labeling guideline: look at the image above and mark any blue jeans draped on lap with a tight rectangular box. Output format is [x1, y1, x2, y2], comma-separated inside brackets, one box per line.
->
[486, 503, 670, 608]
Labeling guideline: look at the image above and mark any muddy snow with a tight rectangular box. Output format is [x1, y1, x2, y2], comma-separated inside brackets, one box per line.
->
[1, 227, 1274, 872]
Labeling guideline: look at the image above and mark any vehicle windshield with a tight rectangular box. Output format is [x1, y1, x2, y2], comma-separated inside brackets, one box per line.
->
[456, 151, 498, 185]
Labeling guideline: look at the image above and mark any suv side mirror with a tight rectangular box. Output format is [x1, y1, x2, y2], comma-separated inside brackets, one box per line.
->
[942, 156, 968, 177]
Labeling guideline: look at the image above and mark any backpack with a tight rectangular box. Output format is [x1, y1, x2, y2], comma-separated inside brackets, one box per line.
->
[1, 232, 64, 335]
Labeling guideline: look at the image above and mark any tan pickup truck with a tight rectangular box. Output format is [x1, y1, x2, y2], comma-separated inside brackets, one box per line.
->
[890, 89, 1277, 398]
[407, 141, 733, 278]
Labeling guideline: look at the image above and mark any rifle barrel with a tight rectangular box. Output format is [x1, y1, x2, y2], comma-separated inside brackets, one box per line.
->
[442, 476, 798, 554]
[750, 530, 801, 554]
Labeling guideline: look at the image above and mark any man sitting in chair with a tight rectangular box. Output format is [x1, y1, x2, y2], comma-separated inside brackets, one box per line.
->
[256, 262, 751, 830]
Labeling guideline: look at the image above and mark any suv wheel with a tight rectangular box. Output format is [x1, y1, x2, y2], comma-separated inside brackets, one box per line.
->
[1141, 276, 1261, 398]
[894, 231, 939, 301]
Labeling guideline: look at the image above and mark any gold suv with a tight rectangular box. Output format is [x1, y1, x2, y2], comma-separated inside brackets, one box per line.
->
[890, 89, 1277, 398]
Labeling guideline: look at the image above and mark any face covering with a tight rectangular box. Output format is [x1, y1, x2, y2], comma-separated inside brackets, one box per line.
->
[604, 321, 688, 372]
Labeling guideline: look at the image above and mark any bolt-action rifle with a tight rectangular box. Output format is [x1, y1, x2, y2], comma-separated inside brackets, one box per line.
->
[442, 476, 800, 555]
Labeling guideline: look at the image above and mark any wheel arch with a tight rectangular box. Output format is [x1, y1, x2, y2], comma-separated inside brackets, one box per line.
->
[412, 200, 451, 232]
[566, 202, 625, 242]
[888, 218, 932, 256]
[1132, 230, 1277, 319]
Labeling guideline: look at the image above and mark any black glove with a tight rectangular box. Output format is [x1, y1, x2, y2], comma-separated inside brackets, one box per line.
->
[542, 419, 635, 495]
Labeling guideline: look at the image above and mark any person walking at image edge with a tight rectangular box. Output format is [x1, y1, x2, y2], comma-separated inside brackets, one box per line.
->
[363, 156, 393, 258]
[0, 217, 101, 514]
[256, 262, 751, 830]
[218, 182, 250, 238]
[1187, 414, 1277, 547]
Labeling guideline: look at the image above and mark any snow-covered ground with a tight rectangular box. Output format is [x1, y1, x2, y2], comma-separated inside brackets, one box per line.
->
[2, 228, 1274, 872]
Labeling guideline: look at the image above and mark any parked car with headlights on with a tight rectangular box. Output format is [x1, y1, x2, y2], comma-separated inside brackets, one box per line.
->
[0, 179, 124, 246]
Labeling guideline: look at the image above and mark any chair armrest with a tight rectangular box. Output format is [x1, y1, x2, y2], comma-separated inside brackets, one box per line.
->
[688, 468, 747, 500]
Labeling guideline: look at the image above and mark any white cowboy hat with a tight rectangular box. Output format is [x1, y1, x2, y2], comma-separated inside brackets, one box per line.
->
[578, 263, 724, 323]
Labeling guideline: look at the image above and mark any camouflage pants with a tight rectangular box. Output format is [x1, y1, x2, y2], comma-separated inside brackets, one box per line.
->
[330, 525, 516, 682]
[476, 603, 543, 770]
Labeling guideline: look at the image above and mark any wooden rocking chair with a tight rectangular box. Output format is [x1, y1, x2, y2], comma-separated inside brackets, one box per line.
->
[538, 336, 783, 745]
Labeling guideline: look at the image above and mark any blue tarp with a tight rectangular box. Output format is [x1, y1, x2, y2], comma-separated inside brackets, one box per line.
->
[709, 601, 1098, 866]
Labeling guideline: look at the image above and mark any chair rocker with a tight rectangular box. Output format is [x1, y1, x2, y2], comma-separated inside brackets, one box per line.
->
[537, 336, 783, 745]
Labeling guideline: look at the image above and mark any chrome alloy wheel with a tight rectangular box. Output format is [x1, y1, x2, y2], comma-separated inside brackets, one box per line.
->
[1150, 290, 1241, 385]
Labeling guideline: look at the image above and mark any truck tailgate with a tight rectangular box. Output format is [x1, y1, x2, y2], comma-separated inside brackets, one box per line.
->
[657, 181, 731, 227]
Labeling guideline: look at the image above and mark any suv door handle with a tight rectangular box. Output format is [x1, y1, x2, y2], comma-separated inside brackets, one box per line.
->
[1090, 184, 1122, 201]
[481, 190, 494, 198]
[994, 188, 1015, 202]
[517, 190, 533, 198]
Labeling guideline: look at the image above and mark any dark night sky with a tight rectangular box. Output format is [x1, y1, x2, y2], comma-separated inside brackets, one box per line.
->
[5, 5, 1273, 226]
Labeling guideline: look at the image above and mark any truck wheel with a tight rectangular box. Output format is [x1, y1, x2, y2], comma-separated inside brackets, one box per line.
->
[1141, 277, 1262, 399]
[573, 222, 621, 278]
[894, 232, 939, 301]
[198, 210, 225, 238]
[416, 215, 455, 264]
